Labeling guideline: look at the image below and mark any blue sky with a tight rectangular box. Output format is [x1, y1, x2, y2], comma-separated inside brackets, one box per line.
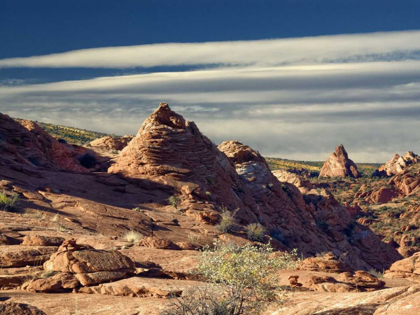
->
[0, 0, 420, 161]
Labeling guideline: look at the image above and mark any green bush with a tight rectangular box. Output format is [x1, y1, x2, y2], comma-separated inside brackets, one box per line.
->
[215, 208, 237, 233]
[245, 223, 266, 242]
[196, 242, 299, 315]
[0, 191, 19, 211]
[169, 196, 180, 209]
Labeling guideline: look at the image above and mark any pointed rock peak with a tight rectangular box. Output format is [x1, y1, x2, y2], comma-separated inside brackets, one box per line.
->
[335, 144, 348, 158]
[149, 102, 186, 129]
[319, 144, 360, 178]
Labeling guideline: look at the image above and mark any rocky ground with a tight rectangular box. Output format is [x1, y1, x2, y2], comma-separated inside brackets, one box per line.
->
[0, 103, 419, 314]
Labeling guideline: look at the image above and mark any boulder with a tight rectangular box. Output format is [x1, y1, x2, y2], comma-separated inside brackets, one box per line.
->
[90, 135, 134, 151]
[21, 235, 65, 247]
[26, 272, 79, 292]
[319, 144, 360, 178]
[138, 237, 180, 250]
[384, 252, 420, 283]
[0, 302, 47, 315]
[299, 252, 349, 273]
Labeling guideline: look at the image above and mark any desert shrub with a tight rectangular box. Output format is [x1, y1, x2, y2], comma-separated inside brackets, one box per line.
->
[0, 191, 19, 211]
[124, 230, 143, 243]
[169, 196, 180, 209]
[41, 270, 57, 279]
[368, 269, 384, 279]
[245, 223, 266, 242]
[133, 207, 142, 212]
[162, 243, 300, 315]
[215, 208, 237, 233]
[196, 242, 298, 314]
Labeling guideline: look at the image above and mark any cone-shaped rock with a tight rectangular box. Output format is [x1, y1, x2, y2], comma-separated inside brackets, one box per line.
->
[110, 104, 400, 270]
[319, 144, 360, 178]
[108, 103, 254, 215]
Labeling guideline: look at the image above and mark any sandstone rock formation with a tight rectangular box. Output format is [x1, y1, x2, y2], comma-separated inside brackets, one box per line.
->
[90, 135, 134, 151]
[319, 144, 360, 178]
[218, 140, 400, 270]
[109, 103, 257, 222]
[25, 239, 135, 292]
[384, 252, 420, 283]
[271, 284, 420, 315]
[374, 151, 419, 177]
[272, 169, 313, 193]
[0, 302, 47, 315]
[0, 113, 88, 172]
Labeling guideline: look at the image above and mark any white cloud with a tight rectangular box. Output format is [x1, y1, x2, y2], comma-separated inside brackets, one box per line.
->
[0, 31, 420, 162]
[1, 30, 420, 68]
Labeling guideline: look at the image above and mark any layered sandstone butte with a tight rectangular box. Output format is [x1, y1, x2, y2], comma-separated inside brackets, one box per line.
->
[0, 113, 87, 172]
[108, 103, 256, 220]
[374, 151, 419, 177]
[319, 144, 360, 178]
[109, 104, 399, 270]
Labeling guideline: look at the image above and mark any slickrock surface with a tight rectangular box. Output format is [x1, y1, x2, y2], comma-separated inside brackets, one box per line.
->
[271, 285, 420, 315]
[319, 144, 360, 178]
[0, 302, 47, 315]
[0, 104, 417, 314]
[385, 252, 420, 283]
[89, 135, 134, 151]
[218, 140, 401, 270]
[0, 114, 88, 172]
[374, 151, 419, 177]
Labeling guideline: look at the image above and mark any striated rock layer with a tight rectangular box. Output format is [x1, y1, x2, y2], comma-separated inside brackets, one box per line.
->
[0, 113, 88, 172]
[319, 144, 360, 178]
[218, 140, 401, 270]
[109, 103, 257, 221]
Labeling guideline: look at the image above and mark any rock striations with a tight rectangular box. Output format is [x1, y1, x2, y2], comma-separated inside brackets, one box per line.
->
[109, 103, 256, 220]
[218, 141, 401, 270]
[0, 113, 88, 172]
[319, 144, 360, 178]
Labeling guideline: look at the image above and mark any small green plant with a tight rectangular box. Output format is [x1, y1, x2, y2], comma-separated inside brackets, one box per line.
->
[215, 208, 237, 233]
[0, 191, 19, 211]
[40, 270, 56, 279]
[132, 207, 142, 212]
[169, 196, 180, 209]
[124, 230, 143, 243]
[194, 242, 299, 315]
[368, 269, 384, 279]
[245, 223, 266, 242]
[187, 233, 198, 243]
[51, 213, 59, 222]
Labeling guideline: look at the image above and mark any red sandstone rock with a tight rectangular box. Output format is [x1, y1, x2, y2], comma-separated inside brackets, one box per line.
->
[90, 135, 134, 151]
[319, 144, 360, 178]
[0, 113, 88, 172]
[375, 151, 419, 177]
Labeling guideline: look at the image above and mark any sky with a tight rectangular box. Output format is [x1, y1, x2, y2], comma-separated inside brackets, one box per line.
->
[0, 0, 420, 162]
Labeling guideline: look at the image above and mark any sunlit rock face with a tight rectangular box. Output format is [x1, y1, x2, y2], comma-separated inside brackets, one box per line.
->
[319, 144, 360, 178]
